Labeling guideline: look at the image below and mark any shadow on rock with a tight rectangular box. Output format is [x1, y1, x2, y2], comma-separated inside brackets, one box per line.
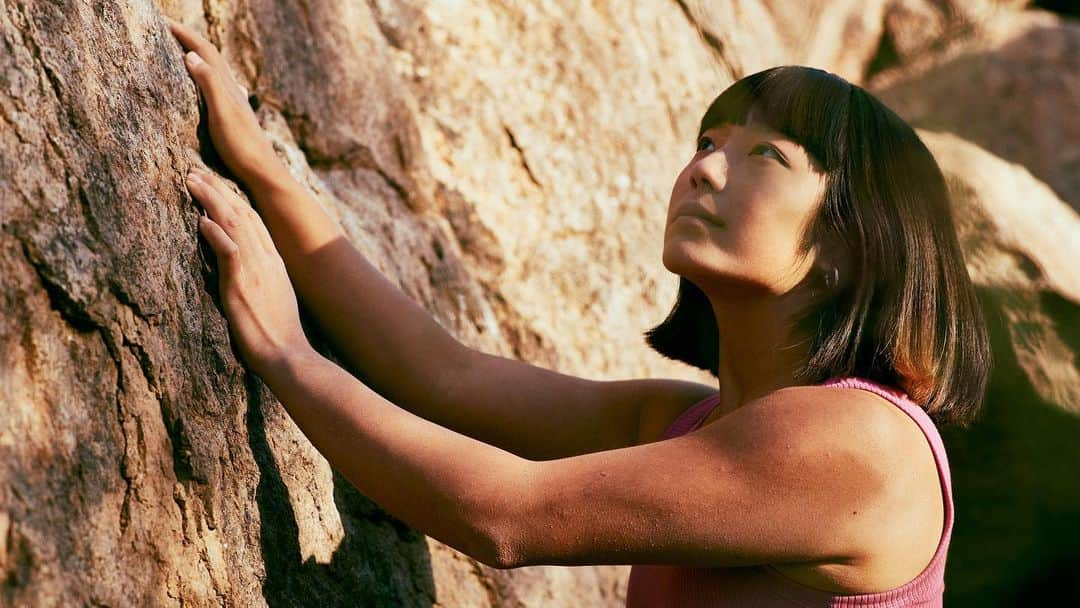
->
[941, 285, 1080, 607]
[245, 373, 437, 607]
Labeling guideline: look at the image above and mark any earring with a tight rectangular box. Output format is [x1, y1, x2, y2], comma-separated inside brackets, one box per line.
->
[824, 266, 839, 289]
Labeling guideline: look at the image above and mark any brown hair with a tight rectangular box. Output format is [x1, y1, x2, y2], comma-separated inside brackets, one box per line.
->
[644, 66, 991, 429]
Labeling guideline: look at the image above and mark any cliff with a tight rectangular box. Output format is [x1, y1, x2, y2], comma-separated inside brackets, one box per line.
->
[1, 1, 1076, 605]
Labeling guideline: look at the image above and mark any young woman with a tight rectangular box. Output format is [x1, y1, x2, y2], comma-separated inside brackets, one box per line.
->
[168, 17, 990, 606]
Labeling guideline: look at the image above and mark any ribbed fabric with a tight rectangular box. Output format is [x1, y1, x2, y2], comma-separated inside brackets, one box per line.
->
[625, 376, 954, 607]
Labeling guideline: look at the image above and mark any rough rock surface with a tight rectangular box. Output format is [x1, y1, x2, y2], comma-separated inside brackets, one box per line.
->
[673, 0, 888, 82]
[876, 0, 1030, 69]
[873, 10, 1080, 209]
[1, 1, 1077, 607]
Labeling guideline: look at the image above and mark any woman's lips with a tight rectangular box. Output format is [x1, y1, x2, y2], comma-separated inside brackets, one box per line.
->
[677, 202, 725, 227]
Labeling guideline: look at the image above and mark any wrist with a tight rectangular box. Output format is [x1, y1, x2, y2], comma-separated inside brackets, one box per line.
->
[243, 158, 300, 200]
[254, 344, 321, 384]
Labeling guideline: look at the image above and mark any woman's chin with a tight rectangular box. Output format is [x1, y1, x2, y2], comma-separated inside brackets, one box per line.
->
[661, 244, 722, 280]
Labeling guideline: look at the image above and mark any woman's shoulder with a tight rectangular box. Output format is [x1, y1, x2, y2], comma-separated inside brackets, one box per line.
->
[635, 376, 926, 450]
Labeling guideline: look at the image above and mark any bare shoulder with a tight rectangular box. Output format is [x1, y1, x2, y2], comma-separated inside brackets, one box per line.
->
[736, 385, 945, 591]
[742, 385, 913, 446]
[634, 379, 718, 445]
[508, 380, 939, 577]
[727, 385, 928, 490]
[772, 384, 937, 473]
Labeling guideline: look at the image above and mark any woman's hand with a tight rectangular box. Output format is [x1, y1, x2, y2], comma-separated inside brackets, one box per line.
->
[167, 16, 279, 186]
[187, 168, 312, 376]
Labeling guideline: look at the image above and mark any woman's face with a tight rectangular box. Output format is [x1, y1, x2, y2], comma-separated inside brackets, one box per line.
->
[662, 120, 829, 295]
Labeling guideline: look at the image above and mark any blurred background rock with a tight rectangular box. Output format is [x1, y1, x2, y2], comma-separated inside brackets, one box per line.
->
[0, 1, 1076, 605]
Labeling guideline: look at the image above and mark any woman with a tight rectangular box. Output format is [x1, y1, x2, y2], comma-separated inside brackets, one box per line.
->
[168, 16, 990, 606]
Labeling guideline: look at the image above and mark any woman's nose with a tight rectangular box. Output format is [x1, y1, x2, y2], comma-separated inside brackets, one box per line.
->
[689, 149, 728, 192]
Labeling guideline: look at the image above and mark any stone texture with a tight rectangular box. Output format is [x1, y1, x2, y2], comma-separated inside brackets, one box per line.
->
[1, 1, 1077, 606]
[675, 0, 889, 82]
[878, 0, 1030, 67]
[873, 10, 1080, 209]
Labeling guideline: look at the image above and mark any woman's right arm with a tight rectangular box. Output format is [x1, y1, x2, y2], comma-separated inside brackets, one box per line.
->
[167, 16, 715, 460]
[245, 171, 716, 461]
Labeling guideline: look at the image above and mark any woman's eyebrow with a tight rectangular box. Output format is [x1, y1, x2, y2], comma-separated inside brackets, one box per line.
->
[743, 120, 789, 140]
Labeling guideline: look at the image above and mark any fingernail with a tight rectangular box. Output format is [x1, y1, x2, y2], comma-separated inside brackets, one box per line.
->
[187, 171, 201, 183]
[185, 51, 203, 66]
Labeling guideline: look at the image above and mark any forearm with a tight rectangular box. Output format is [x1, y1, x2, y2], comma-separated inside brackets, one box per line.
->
[244, 168, 465, 407]
[256, 348, 531, 568]
[245, 167, 346, 268]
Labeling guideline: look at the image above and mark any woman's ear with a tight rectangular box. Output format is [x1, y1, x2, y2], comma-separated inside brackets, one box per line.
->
[813, 235, 852, 290]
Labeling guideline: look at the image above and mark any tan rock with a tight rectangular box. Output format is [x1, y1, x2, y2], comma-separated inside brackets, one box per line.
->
[879, 0, 1030, 65]
[874, 11, 1080, 208]
[676, 0, 889, 81]
[922, 129, 1080, 398]
[1, 0, 1076, 606]
[1, 0, 719, 605]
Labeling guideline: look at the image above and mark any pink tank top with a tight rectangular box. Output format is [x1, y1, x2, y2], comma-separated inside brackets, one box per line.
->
[625, 376, 954, 607]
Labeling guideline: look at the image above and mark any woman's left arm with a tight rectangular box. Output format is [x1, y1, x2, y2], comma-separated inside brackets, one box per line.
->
[260, 355, 903, 572]
[188, 168, 902, 572]
[259, 348, 532, 569]
[188, 167, 530, 568]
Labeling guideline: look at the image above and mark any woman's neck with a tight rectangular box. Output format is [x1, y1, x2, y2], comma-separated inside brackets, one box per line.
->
[709, 294, 814, 417]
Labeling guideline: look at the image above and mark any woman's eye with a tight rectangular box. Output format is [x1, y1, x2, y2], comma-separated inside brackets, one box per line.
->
[750, 143, 788, 165]
[696, 136, 715, 152]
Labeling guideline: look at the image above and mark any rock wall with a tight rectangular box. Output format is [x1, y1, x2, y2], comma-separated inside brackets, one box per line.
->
[1, 1, 1076, 606]
[873, 9, 1080, 209]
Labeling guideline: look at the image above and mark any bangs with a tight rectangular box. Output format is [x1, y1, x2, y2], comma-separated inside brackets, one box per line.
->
[697, 66, 853, 171]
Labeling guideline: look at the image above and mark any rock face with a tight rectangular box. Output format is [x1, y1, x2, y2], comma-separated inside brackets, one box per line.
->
[666, 0, 889, 82]
[876, 0, 1030, 69]
[0, 1, 1077, 607]
[873, 10, 1080, 209]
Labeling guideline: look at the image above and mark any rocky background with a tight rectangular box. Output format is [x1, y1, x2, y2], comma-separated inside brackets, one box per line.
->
[1, 0, 1077, 606]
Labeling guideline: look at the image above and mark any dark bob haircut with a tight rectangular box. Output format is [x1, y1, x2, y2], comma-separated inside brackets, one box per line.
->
[644, 66, 991, 429]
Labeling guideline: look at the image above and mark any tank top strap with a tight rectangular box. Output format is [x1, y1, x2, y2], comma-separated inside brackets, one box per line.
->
[820, 376, 955, 572]
[660, 393, 723, 440]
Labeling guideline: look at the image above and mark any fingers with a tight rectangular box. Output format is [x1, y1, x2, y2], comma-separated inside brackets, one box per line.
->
[167, 17, 249, 106]
[182, 49, 235, 112]
[166, 17, 224, 69]
[187, 170, 277, 258]
[187, 170, 254, 252]
[198, 215, 240, 272]
[187, 170, 240, 224]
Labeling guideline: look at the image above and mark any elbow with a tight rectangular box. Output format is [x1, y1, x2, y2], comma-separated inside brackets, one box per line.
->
[470, 485, 543, 569]
[468, 459, 543, 569]
[472, 514, 525, 569]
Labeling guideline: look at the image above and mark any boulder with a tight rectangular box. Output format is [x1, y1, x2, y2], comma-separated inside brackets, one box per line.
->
[0, 1, 722, 605]
[1, 0, 1076, 606]
[874, 11, 1080, 209]
[878, 0, 1030, 67]
[672, 0, 889, 81]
